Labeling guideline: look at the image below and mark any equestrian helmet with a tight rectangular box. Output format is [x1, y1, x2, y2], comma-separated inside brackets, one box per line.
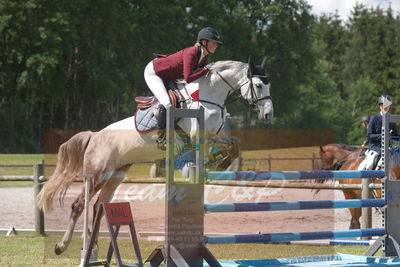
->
[378, 95, 392, 105]
[361, 115, 370, 123]
[197, 27, 222, 44]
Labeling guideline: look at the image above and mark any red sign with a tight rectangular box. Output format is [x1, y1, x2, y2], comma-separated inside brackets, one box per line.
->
[103, 202, 133, 224]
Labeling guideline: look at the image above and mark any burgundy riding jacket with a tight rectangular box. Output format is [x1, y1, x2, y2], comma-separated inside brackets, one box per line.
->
[152, 45, 208, 84]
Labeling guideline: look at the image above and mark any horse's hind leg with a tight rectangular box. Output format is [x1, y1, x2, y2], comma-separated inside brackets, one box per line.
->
[89, 165, 130, 245]
[342, 189, 362, 229]
[349, 207, 361, 229]
[55, 181, 102, 255]
[91, 176, 125, 245]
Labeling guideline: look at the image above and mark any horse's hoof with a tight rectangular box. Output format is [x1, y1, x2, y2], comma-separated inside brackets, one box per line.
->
[54, 244, 63, 255]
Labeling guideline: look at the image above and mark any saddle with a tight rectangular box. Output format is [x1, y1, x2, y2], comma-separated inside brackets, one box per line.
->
[133, 83, 186, 134]
[135, 89, 179, 112]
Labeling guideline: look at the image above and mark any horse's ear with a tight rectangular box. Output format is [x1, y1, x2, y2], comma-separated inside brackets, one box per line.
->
[247, 56, 252, 77]
[247, 56, 255, 77]
[260, 56, 267, 68]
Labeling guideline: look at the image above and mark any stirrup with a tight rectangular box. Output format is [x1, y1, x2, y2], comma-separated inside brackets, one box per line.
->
[156, 130, 166, 151]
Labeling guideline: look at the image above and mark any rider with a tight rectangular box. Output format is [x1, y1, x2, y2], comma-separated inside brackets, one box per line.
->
[143, 27, 222, 149]
[358, 95, 397, 170]
[360, 115, 370, 149]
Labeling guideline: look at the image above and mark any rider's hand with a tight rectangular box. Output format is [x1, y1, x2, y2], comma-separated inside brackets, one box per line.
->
[205, 63, 214, 70]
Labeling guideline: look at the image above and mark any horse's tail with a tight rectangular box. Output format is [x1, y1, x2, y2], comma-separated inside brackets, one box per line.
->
[37, 131, 94, 212]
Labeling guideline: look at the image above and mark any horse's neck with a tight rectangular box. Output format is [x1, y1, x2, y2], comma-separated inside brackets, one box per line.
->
[175, 61, 245, 135]
[332, 147, 352, 161]
[175, 79, 229, 136]
[177, 77, 230, 107]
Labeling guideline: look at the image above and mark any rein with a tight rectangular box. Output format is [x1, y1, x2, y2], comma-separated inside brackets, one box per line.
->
[181, 68, 272, 133]
[215, 70, 272, 109]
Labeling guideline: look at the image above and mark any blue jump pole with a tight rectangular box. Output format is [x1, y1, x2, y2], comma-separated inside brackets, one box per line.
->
[204, 199, 386, 213]
[206, 170, 385, 181]
[205, 228, 386, 245]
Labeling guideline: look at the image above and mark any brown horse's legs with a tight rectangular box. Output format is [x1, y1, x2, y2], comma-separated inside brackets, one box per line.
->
[343, 190, 362, 229]
[349, 207, 362, 229]
[55, 181, 102, 255]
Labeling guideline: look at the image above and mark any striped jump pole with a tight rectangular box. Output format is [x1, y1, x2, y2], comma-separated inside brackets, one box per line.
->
[205, 228, 386, 245]
[206, 170, 385, 181]
[204, 199, 386, 213]
[207, 180, 382, 190]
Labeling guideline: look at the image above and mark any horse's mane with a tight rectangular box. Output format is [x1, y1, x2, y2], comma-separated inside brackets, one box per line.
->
[326, 143, 358, 152]
[209, 60, 247, 73]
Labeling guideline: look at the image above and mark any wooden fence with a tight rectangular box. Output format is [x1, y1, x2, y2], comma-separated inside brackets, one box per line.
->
[0, 155, 321, 181]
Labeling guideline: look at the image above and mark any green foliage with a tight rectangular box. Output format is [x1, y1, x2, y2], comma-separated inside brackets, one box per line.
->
[0, 1, 399, 152]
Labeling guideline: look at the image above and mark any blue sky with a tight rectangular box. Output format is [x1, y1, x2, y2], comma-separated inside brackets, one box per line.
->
[306, 0, 400, 20]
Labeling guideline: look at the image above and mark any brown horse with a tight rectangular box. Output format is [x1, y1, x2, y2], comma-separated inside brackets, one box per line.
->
[335, 157, 380, 229]
[319, 143, 362, 169]
[319, 143, 400, 229]
[319, 144, 374, 229]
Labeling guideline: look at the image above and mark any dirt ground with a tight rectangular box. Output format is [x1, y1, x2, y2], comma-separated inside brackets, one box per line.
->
[0, 182, 382, 237]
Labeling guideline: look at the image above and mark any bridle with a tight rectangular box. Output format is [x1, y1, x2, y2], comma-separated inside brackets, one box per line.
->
[183, 64, 272, 133]
[215, 69, 272, 110]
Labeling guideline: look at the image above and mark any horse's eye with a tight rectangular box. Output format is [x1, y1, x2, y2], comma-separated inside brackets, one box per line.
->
[256, 83, 262, 89]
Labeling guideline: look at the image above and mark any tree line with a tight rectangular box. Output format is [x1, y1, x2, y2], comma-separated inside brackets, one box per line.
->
[1, 0, 399, 152]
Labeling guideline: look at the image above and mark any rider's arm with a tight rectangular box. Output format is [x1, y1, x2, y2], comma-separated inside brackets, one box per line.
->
[367, 115, 381, 142]
[182, 46, 208, 83]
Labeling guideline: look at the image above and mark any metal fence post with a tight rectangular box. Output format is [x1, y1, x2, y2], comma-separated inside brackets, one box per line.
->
[33, 161, 45, 235]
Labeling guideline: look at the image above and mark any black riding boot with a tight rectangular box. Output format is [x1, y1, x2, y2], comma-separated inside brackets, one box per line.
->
[156, 104, 167, 150]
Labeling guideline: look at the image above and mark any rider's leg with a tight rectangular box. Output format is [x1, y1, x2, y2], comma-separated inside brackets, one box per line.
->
[358, 150, 369, 170]
[144, 61, 171, 149]
[144, 61, 172, 125]
[144, 61, 172, 110]
[359, 150, 379, 170]
[375, 155, 384, 170]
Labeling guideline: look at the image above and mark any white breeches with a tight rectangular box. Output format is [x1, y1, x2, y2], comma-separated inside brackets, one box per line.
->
[358, 150, 380, 170]
[144, 61, 171, 108]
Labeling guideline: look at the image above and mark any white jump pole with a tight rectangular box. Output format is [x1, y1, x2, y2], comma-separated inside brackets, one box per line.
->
[78, 174, 98, 267]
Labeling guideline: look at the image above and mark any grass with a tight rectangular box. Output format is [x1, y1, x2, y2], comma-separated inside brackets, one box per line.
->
[0, 235, 370, 266]
[0, 181, 33, 188]
[0, 154, 45, 176]
[241, 147, 319, 171]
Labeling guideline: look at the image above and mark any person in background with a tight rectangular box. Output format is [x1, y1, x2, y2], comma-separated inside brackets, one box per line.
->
[358, 95, 397, 170]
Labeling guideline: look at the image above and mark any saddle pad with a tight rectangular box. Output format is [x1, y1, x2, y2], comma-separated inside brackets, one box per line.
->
[135, 108, 158, 133]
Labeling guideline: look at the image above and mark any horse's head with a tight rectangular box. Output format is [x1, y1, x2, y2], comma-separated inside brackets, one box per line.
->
[319, 145, 335, 168]
[242, 57, 273, 123]
[203, 59, 273, 124]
